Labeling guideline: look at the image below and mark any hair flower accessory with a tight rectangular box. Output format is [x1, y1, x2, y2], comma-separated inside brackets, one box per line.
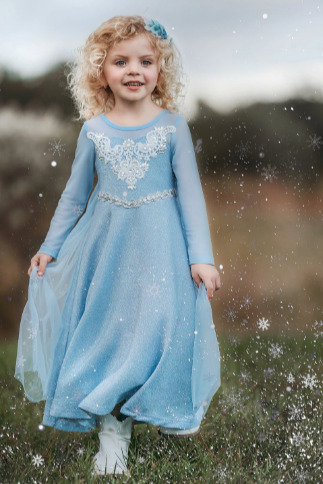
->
[144, 19, 172, 45]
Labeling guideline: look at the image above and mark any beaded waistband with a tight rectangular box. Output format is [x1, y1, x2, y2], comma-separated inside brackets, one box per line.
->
[97, 188, 177, 208]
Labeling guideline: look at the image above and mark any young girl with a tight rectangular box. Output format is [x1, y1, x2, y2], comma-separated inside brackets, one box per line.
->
[15, 15, 222, 477]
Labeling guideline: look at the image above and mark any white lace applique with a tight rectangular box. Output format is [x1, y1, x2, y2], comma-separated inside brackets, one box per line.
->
[87, 125, 176, 189]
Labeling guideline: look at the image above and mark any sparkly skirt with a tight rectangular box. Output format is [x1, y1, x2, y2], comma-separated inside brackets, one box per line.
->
[15, 184, 221, 432]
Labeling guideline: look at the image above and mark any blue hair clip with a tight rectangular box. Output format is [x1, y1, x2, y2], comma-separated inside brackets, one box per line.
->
[144, 19, 173, 45]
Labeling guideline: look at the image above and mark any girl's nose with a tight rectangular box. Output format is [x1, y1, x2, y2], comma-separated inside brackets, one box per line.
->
[126, 63, 141, 74]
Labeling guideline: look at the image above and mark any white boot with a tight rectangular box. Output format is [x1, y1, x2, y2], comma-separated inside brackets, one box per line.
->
[92, 413, 134, 477]
[159, 424, 200, 438]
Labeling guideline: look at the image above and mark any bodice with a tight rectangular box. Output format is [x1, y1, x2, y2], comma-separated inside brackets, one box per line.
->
[85, 113, 177, 203]
[38, 109, 215, 267]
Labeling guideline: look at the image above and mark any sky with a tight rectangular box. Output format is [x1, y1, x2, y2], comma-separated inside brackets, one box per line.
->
[0, 0, 322, 114]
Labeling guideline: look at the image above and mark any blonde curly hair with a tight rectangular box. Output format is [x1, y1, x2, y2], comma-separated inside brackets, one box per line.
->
[65, 15, 188, 122]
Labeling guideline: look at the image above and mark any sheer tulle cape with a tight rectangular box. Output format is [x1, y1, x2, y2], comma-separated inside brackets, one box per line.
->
[14, 183, 100, 402]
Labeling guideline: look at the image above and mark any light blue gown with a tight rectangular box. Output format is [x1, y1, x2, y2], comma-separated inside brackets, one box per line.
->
[14, 109, 221, 432]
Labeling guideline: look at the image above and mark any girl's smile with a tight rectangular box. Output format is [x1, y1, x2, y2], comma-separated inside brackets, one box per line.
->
[124, 84, 143, 90]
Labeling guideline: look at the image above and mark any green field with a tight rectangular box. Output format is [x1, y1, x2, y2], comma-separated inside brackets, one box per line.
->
[1, 333, 322, 484]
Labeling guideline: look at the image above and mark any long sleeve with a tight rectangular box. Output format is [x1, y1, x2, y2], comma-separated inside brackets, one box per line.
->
[38, 123, 95, 259]
[171, 116, 214, 266]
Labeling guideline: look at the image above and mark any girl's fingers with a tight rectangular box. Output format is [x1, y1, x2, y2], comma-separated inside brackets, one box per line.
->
[37, 264, 46, 276]
[28, 256, 40, 277]
[38, 258, 51, 276]
[207, 281, 214, 300]
[200, 278, 214, 300]
[215, 273, 221, 290]
[27, 253, 54, 277]
[28, 262, 37, 277]
[38, 255, 54, 275]
[194, 277, 202, 287]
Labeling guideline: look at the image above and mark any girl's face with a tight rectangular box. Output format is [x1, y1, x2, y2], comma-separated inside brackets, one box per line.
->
[101, 33, 160, 106]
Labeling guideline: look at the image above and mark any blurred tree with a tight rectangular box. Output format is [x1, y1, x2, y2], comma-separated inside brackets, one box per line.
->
[192, 99, 323, 185]
[0, 63, 74, 118]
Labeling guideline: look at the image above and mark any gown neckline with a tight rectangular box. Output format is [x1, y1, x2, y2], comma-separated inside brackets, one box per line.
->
[100, 109, 168, 131]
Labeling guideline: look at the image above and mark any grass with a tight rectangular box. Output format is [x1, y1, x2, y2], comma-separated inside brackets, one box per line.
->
[1, 332, 322, 483]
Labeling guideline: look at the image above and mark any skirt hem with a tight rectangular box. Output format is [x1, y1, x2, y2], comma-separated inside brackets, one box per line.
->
[43, 407, 203, 433]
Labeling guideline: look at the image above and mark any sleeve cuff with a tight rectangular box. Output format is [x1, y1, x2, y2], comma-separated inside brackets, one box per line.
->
[189, 258, 215, 266]
[38, 246, 59, 259]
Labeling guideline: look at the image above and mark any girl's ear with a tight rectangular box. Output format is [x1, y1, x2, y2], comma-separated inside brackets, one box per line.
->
[99, 70, 107, 88]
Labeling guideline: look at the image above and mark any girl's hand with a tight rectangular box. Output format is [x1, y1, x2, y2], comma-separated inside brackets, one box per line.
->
[28, 253, 54, 277]
[190, 263, 221, 301]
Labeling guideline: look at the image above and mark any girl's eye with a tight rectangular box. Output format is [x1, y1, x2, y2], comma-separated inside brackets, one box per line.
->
[115, 60, 152, 66]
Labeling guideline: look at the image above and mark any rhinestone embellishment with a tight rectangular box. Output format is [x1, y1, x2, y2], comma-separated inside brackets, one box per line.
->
[97, 188, 177, 208]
